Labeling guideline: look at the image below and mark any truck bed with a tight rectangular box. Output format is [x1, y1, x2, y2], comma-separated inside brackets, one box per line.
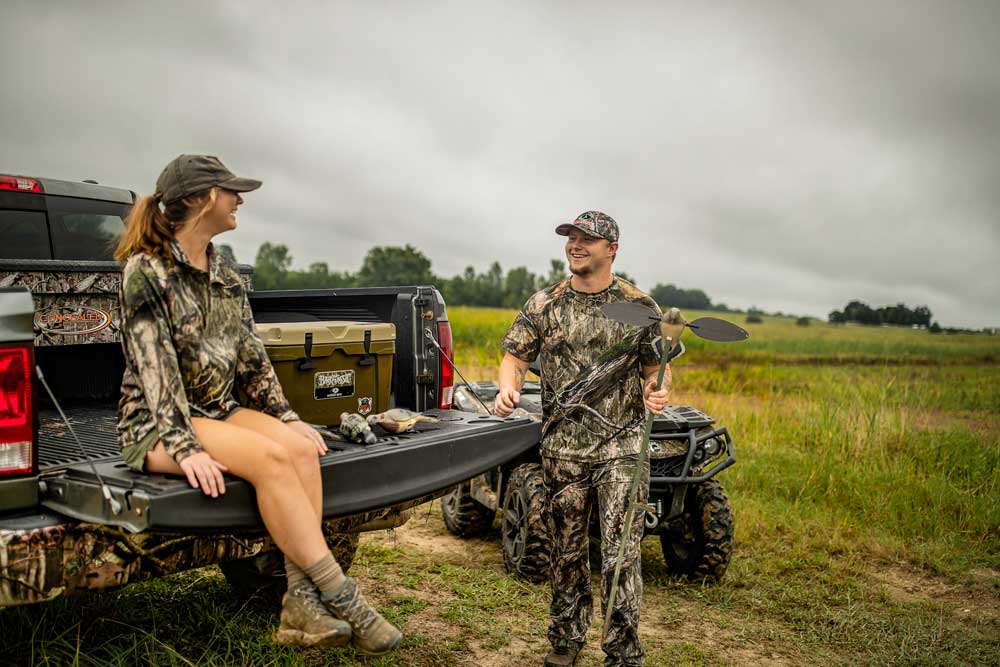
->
[37, 405, 540, 533]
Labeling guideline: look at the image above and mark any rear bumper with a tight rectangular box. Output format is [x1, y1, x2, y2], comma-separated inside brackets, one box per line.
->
[0, 495, 435, 608]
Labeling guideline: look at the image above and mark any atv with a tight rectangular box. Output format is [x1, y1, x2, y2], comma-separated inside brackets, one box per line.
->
[444, 337, 737, 582]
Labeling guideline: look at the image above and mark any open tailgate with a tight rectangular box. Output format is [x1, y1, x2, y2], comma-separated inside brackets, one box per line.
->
[38, 409, 539, 533]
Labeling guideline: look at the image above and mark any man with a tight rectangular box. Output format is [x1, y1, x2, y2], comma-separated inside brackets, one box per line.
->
[495, 211, 669, 667]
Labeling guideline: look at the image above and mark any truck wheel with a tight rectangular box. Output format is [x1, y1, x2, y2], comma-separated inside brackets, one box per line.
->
[659, 479, 733, 580]
[220, 532, 360, 603]
[501, 463, 550, 582]
[441, 481, 495, 537]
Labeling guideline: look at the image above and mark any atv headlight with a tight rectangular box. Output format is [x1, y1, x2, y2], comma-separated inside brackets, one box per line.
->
[703, 437, 722, 458]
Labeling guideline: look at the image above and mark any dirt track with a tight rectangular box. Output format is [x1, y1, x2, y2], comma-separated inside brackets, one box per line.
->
[355, 503, 999, 667]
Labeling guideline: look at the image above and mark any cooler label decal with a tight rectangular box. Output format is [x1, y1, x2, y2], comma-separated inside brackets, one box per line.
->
[314, 369, 355, 400]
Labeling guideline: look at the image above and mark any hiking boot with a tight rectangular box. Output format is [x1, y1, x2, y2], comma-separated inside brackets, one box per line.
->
[273, 583, 352, 647]
[320, 576, 402, 656]
[544, 641, 580, 667]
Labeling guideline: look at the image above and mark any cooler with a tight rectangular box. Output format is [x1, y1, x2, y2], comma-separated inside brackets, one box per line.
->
[257, 320, 395, 426]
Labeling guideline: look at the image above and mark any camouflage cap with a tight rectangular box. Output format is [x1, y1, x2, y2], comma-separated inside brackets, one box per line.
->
[155, 155, 261, 205]
[555, 210, 619, 243]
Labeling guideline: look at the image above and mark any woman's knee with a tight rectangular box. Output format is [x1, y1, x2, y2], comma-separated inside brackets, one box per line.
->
[245, 440, 299, 484]
[277, 429, 319, 468]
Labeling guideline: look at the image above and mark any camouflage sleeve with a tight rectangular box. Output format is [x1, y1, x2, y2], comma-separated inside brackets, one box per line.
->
[235, 292, 300, 423]
[500, 303, 541, 363]
[638, 297, 663, 367]
[120, 260, 202, 464]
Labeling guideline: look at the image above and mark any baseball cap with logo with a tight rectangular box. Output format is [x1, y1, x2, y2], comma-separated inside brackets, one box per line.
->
[155, 155, 262, 205]
[555, 210, 619, 243]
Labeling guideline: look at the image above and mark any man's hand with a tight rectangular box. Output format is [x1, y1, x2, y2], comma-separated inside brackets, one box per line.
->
[495, 352, 530, 417]
[179, 451, 229, 498]
[494, 387, 521, 417]
[643, 378, 669, 415]
[287, 419, 328, 456]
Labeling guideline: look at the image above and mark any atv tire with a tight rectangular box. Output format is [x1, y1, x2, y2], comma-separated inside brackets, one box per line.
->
[220, 532, 360, 604]
[659, 479, 733, 580]
[441, 481, 495, 537]
[501, 463, 550, 582]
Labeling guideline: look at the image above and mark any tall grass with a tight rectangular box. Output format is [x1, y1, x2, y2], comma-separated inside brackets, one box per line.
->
[449, 306, 1000, 575]
[448, 306, 1000, 367]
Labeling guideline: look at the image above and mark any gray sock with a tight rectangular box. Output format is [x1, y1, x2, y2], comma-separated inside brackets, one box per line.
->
[285, 555, 309, 591]
[303, 553, 347, 596]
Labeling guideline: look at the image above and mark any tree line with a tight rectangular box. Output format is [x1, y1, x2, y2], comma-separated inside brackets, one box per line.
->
[247, 242, 728, 311]
[828, 300, 934, 328]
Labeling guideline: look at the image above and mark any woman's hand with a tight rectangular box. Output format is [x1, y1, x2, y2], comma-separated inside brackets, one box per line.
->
[179, 451, 229, 498]
[287, 419, 328, 456]
[643, 378, 669, 415]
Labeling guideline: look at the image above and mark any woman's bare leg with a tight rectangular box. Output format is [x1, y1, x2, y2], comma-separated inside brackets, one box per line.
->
[224, 410, 323, 522]
[144, 417, 328, 568]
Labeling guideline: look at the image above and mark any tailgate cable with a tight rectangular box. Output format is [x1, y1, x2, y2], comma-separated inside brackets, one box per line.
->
[422, 327, 492, 414]
[35, 367, 123, 516]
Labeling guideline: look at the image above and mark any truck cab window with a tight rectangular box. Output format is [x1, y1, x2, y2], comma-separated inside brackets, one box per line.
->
[47, 197, 127, 261]
[0, 210, 51, 259]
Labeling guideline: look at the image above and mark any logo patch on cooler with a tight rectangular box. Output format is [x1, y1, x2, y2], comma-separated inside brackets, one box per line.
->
[358, 397, 373, 415]
[34, 306, 112, 336]
[314, 370, 355, 400]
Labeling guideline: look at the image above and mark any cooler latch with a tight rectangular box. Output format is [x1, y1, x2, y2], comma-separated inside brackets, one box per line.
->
[359, 329, 374, 366]
[299, 332, 318, 371]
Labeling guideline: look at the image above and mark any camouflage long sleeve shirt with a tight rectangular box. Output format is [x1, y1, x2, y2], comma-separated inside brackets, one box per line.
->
[500, 276, 662, 462]
[117, 241, 299, 464]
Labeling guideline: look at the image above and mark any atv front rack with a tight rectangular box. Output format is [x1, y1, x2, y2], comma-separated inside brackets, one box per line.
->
[649, 426, 736, 487]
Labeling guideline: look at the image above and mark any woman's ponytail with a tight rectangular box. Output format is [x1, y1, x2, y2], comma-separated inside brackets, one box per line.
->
[114, 192, 176, 264]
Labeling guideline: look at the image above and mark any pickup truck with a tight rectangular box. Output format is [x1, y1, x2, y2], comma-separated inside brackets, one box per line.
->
[0, 173, 540, 606]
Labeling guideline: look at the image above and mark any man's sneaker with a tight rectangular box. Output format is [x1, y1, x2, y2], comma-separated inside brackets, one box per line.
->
[544, 641, 580, 667]
[320, 577, 403, 656]
[273, 584, 352, 647]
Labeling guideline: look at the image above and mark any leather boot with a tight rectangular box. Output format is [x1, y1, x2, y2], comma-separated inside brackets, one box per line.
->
[544, 641, 580, 666]
[273, 583, 352, 647]
[321, 577, 402, 656]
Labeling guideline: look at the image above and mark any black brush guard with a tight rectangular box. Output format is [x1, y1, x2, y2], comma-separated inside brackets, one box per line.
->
[648, 426, 736, 489]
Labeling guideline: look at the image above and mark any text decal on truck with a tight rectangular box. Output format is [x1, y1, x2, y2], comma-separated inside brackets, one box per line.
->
[314, 369, 355, 400]
[34, 306, 113, 336]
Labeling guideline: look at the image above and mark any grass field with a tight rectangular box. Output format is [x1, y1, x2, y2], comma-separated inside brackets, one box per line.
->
[2, 307, 998, 666]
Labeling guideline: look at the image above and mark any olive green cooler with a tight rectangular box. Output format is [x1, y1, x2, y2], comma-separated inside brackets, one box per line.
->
[257, 321, 395, 426]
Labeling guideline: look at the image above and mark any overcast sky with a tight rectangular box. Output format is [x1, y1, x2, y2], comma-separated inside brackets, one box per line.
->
[2, 1, 998, 327]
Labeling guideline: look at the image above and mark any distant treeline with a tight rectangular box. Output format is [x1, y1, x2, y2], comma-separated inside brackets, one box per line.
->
[243, 242, 730, 312]
[829, 300, 933, 328]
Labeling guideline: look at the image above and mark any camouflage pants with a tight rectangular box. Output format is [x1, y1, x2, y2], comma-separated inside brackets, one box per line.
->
[543, 455, 650, 667]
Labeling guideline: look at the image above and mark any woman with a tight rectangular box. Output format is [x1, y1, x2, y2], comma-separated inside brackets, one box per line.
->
[114, 154, 402, 655]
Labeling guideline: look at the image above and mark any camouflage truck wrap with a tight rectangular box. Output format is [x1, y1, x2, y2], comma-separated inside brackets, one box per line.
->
[0, 499, 425, 607]
[0, 263, 252, 348]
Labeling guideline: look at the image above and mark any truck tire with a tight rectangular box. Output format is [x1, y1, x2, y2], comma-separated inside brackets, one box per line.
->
[659, 479, 733, 580]
[220, 532, 360, 603]
[441, 481, 495, 537]
[501, 463, 550, 582]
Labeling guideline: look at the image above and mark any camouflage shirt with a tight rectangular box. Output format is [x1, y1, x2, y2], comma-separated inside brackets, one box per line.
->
[117, 241, 299, 464]
[500, 276, 662, 462]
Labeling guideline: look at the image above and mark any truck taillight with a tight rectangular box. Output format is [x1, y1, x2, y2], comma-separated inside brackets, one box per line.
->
[437, 321, 454, 409]
[0, 175, 43, 193]
[0, 344, 34, 475]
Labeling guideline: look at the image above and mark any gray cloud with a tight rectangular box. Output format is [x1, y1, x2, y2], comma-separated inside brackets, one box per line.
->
[2, 0, 997, 326]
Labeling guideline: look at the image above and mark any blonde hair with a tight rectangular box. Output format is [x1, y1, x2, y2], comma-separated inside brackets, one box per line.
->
[115, 188, 217, 264]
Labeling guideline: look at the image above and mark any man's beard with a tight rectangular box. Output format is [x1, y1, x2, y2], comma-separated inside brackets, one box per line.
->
[569, 262, 593, 278]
